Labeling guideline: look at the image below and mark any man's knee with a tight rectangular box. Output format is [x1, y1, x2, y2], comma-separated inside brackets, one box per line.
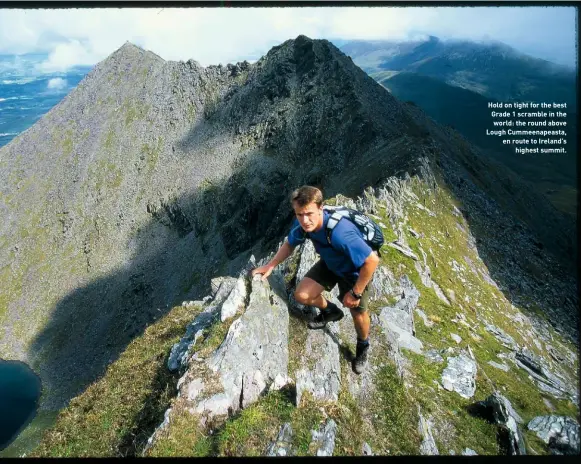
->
[294, 288, 311, 304]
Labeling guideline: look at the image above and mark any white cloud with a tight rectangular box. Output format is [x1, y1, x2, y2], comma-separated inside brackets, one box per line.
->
[37, 40, 99, 72]
[47, 77, 67, 90]
[0, 6, 576, 70]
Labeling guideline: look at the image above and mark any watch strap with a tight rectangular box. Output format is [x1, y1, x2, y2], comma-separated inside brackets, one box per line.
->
[350, 288, 363, 299]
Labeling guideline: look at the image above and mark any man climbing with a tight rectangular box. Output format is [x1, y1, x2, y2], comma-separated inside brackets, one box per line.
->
[251, 185, 380, 374]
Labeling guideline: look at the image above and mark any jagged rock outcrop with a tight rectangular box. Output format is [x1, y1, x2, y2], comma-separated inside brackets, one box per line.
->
[378, 276, 423, 355]
[167, 306, 218, 372]
[418, 406, 439, 455]
[295, 330, 341, 406]
[203, 276, 289, 414]
[266, 423, 294, 456]
[287, 240, 318, 320]
[470, 393, 526, 455]
[527, 415, 579, 455]
[309, 419, 338, 456]
[146, 269, 290, 451]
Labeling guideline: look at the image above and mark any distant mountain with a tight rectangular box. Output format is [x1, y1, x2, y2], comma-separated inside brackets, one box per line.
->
[340, 36, 576, 109]
[339, 37, 577, 217]
[373, 71, 577, 216]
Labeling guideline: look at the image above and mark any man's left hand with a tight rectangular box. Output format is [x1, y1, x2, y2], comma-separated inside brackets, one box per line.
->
[343, 292, 360, 309]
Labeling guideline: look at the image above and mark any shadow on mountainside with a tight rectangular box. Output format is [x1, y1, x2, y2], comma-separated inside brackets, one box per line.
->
[24, 139, 334, 415]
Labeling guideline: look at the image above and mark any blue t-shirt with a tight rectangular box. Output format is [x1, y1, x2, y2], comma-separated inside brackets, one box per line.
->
[287, 210, 372, 282]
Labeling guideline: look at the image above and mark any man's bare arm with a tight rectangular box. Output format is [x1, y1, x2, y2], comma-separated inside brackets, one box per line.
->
[352, 251, 380, 295]
[251, 240, 295, 281]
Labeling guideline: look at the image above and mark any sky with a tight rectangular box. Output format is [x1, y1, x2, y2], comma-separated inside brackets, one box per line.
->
[0, 5, 577, 73]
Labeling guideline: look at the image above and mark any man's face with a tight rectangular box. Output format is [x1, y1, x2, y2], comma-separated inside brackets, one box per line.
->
[293, 201, 324, 233]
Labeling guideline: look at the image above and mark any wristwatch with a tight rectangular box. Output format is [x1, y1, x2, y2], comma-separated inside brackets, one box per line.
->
[349, 288, 363, 300]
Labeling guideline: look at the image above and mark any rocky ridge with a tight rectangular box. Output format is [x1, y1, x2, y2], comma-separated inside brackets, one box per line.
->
[141, 178, 578, 456]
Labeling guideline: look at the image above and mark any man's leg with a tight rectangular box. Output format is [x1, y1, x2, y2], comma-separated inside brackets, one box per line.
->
[339, 281, 371, 374]
[294, 261, 344, 329]
[295, 277, 344, 329]
[294, 277, 328, 309]
[350, 308, 370, 341]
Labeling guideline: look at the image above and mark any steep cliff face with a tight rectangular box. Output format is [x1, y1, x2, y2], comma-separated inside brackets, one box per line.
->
[0, 36, 577, 455]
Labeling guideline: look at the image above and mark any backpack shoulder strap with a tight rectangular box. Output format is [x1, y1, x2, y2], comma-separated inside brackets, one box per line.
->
[325, 208, 350, 246]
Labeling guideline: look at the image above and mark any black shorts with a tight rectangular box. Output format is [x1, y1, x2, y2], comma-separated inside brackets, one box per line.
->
[304, 259, 370, 313]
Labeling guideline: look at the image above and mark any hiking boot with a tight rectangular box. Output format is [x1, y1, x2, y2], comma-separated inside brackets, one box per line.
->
[352, 342, 370, 375]
[307, 304, 344, 329]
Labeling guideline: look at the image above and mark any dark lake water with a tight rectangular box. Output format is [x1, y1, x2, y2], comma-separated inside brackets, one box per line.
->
[0, 360, 42, 451]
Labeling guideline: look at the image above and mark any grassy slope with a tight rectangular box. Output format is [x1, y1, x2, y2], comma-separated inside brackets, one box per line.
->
[27, 303, 202, 457]
[25, 175, 578, 457]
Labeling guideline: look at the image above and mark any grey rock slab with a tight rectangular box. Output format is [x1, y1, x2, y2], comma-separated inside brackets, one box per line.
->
[266, 422, 294, 456]
[296, 239, 318, 283]
[362, 442, 373, 455]
[310, 419, 338, 456]
[210, 276, 238, 303]
[441, 354, 477, 399]
[220, 274, 247, 322]
[450, 333, 462, 344]
[194, 392, 232, 417]
[535, 380, 567, 399]
[395, 275, 420, 320]
[418, 407, 439, 455]
[295, 328, 341, 405]
[414, 259, 433, 288]
[186, 378, 205, 401]
[380, 306, 414, 335]
[369, 265, 399, 302]
[381, 319, 424, 354]
[269, 373, 293, 392]
[485, 324, 517, 349]
[415, 308, 434, 328]
[202, 276, 289, 416]
[432, 281, 451, 305]
[462, 448, 478, 455]
[487, 360, 510, 372]
[168, 307, 218, 372]
[241, 369, 267, 408]
[514, 349, 572, 399]
[379, 304, 423, 355]
[388, 241, 419, 260]
[475, 392, 525, 455]
[528, 415, 580, 455]
[425, 349, 444, 363]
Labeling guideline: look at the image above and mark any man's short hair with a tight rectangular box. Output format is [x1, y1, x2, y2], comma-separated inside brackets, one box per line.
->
[290, 185, 323, 208]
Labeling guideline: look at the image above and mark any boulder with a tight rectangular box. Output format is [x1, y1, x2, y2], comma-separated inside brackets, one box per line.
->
[528, 415, 580, 455]
[310, 419, 337, 456]
[470, 392, 525, 455]
[266, 422, 294, 456]
[295, 329, 341, 405]
[418, 406, 439, 455]
[441, 353, 477, 399]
